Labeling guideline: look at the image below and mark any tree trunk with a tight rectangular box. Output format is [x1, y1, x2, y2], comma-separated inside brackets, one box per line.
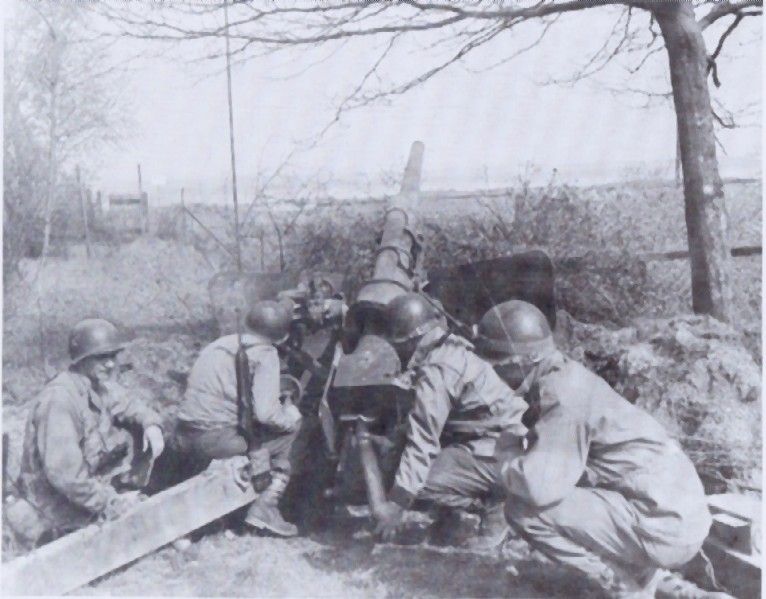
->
[653, 3, 731, 321]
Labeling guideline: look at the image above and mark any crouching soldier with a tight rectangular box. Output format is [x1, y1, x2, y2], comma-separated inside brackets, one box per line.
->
[174, 300, 302, 537]
[476, 300, 718, 597]
[373, 293, 527, 547]
[6, 319, 165, 547]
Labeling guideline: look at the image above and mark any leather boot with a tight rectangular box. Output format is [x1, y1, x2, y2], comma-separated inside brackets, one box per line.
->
[244, 471, 298, 537]
[464, 502, 510, 553]
[428, 507, 481, 547]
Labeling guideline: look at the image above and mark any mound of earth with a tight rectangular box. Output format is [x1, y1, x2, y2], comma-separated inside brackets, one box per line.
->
[555, 311, 762, 492]
[117, 334, 203, 423]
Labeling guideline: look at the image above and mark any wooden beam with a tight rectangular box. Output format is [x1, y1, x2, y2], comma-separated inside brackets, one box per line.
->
[701, 493, 761, 599]
[2, 458, 255, 596]
[556, 245, 761, 271]
[702, 538, 761, 599]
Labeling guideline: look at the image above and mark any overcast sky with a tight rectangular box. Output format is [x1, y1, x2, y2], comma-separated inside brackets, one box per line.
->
[5, 2, 762, 202]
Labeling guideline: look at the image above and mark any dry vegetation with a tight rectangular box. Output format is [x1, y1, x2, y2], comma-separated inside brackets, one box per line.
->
[1, 177, 761, 595]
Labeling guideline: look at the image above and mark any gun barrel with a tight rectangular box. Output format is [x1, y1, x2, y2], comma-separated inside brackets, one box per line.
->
[336, 142, 426, 389]
[350, 141, 425, 333]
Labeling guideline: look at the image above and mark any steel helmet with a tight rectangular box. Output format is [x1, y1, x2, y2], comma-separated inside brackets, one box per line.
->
[476, 300, 555, 363]
[68, 319, 125, 364]
[386, 293, 441, 345]
[245, 300, 292, 343]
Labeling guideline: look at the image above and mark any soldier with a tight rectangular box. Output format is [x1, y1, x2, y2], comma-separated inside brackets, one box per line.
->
[6, 319, 165, 546]
[174, 300, 302, 537]
[475, 300, 717, 597]
[373, 293, 528, 546]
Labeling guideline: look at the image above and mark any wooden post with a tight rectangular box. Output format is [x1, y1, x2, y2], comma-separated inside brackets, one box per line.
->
[180, 187, 187, 243]
[259, 228, 265, 271]
[76, 166, 92, 258]
[223, 0, 243, 273]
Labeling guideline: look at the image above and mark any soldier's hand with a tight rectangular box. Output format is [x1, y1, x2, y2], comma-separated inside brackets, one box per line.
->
[103, 490, 143, 520]
[322, 299, 346, 322]
[282, 403, 302, 432]
[494, 427, 527, 464]
[373, 501, 404, 542]
[142, 424, 165, 457]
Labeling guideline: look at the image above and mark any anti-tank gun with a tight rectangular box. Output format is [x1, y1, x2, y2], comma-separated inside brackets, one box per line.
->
[322, 142, 557, 516]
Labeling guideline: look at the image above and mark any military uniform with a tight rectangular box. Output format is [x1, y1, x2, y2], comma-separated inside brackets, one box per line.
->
[388, 327, 528, 511]
[13, 371, 161, 542]
[175, 333, 301, 475]
[502, 351, 712, 582]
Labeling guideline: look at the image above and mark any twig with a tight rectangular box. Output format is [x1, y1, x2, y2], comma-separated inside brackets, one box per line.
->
[182, 205, 237, 259]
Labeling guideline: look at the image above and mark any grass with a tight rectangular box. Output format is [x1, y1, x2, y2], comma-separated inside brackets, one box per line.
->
[2, 176, 760, 595]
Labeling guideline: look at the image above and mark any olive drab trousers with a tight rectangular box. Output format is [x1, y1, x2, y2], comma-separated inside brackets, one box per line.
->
[505, 487, 703, 582]
[417, 446, 504, 510]
[174, 423, 299, 477]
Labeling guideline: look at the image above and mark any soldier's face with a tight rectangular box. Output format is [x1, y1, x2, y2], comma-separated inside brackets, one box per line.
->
[491, 358, 528, 391]
[78, 353, 118, 388]
[393, 337, 419, 366]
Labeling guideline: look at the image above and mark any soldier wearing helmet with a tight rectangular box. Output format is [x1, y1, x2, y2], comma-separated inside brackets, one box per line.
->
[373, 293, 528, 547]
[8, 319, 164, 547]
[476, 300, 713, 597]
[175, 300, 302, 537]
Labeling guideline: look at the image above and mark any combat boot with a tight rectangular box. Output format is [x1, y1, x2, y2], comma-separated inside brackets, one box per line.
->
[428, 507, 481, 547]
[655, 570, 733, 599]
[464, 502, 510, 553]
[244, 471, 299, 537]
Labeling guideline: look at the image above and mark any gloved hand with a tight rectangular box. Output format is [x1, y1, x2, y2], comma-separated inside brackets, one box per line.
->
[281, 402, 302, 433]
[374, 500, 404, 542]
[322, 299, 346, 322]
[103, 490, 143, 520]
[142, 424, 165, 457]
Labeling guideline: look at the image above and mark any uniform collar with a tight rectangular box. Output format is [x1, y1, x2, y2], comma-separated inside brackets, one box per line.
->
[517, 350, 565, 395]
[240, 332, 273, 347]
[65, 369, 105, 411]
[405, 326, 469, 370]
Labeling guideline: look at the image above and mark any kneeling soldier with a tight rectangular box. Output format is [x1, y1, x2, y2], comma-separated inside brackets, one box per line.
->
[476, 300, 717, 597]
[175, 300, 302, 537]
[373, 293, 527, 546]
[7, 319, 165, 546]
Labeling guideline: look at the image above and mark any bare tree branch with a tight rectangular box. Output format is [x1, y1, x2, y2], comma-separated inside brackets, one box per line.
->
[697, 0, 763, 29]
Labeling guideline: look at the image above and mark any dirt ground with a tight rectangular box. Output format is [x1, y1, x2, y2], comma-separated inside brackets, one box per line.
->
[2, 209, 760, 596]
[79, 514, 603, 598]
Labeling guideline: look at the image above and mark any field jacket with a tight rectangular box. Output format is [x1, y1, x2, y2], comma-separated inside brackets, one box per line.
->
[177, 333, 301, 433]
[17, 371, 161, 533]
[389, 327, 527, 508]
[501, 351, 712, 550]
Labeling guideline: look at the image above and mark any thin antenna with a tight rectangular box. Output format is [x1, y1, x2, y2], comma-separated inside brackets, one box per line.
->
[224, 0, 242, 273]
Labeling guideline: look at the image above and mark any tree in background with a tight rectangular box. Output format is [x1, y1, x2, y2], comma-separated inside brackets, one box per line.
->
[100, 0, 761, 322]
[3, 0, 129, 278]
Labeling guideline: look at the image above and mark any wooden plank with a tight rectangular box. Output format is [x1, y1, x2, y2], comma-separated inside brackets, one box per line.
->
[2, 457, 255, 596]
[109, 194, 144, 205]
[702, 538, 761, 599]
[708, 493, 760, 522]
[711, 513, 752, 554]
[556, 245, 761, 271]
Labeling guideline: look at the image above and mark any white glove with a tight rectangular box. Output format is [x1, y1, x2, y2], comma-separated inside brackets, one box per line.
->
[282, 403, 302, 432]
[142, 425, 165, 457]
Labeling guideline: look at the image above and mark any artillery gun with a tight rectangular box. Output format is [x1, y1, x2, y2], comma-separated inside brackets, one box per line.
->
[298, 141, 557, 519]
